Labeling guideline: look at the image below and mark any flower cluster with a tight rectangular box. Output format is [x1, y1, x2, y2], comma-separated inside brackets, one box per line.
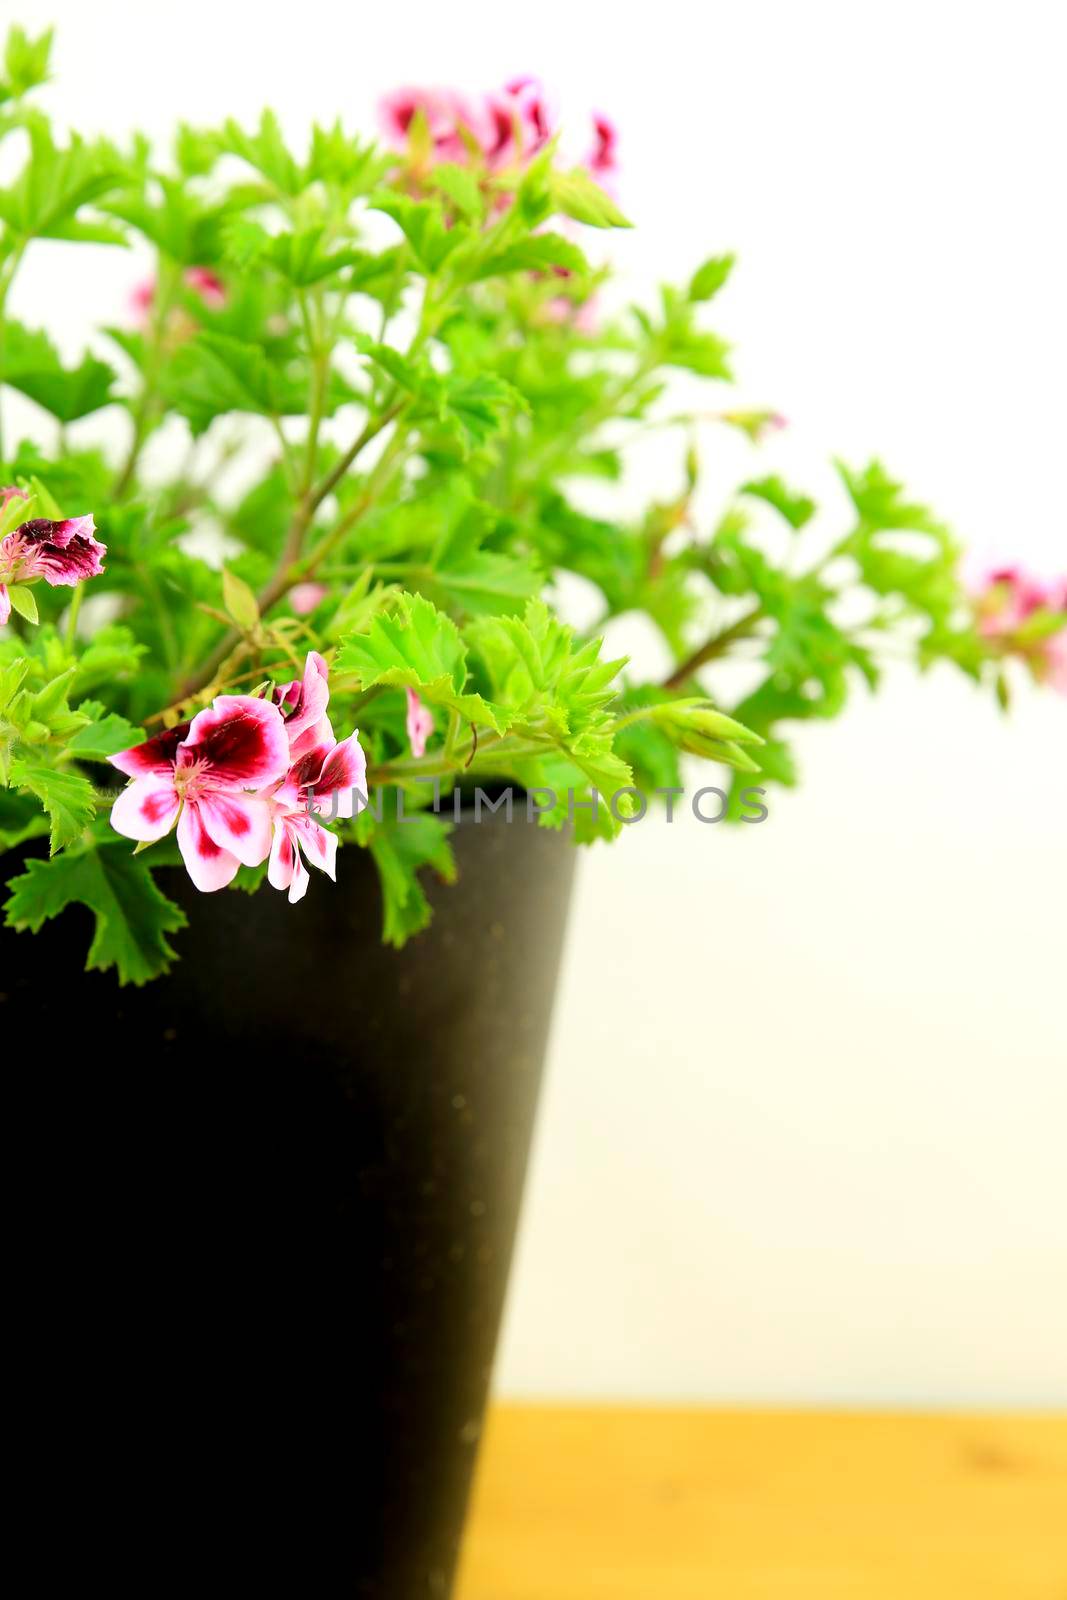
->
[109, 653, 366, 901]
[0, 487, 106, 626]
[974, 567, 1067, 693]
[379, 76, 616, 181]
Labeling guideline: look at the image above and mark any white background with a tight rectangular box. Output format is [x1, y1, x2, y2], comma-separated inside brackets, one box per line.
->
[16, 0, 1067, 1404]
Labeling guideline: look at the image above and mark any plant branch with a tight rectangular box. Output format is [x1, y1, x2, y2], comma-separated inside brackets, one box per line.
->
[662, 605, 764, 690]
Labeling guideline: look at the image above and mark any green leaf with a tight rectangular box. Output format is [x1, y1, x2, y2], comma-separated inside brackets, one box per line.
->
[217, 110, 303, 195]
[662, 328, 733, 379]
[66, 712, 144, 762]
[465, 232, 590, 281]
[3, 24, 53, 98]
[6, 585, 38, 624]
[688, 253, 736, 302]
[836, 459, 950, 540]
[741, 475, 816, 531]
[368, 191, 465, 273]
[438, 373, 528, 452]
[8, 752, 96, 853]
[221, 219, 362, 287]
[70, 625, 146, 697]
[0, 786, 49, 850]
[548, 169, 632, 229]
[352, 331, 436, 400]
[336, 591, 506, 732]
[4, 845, 186, 985]
[0, 121, 123, 243]
[427, 549, 543, 618]
[160, 331, 307, 434]
[430, 163, 485, 222]
[222, 567, 260, 632]
[1, 319, 115, 422]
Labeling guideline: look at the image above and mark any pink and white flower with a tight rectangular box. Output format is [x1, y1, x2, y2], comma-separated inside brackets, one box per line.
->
[0, 505, 106, 626]
[378, 86, 476, 164]
[109, 696, 290, 892]
[405, 688, 434, 758]
[585, 111, 619, 185]
[129, 265, 227, 328]
[289, 581, 328, 616]
[975, 566, 1067, 693]
[265, 652, 368, 903]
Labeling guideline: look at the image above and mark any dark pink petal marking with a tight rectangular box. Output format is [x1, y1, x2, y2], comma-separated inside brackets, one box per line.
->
[184, 696, 289, 788]
[110, 722, 191, 779]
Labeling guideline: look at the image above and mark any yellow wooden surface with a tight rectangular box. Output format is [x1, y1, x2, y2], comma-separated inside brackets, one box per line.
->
[456, 1405, 1067, 1600]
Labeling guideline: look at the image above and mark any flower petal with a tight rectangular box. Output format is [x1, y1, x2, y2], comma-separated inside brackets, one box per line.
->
[0, 585, 9, 627]
[292, 815, 338, 881]
[288, 714, 335, 767]
[177, 802, 241, 892]
[267, 817, 297, 892]
[274, 651, 331, 748]
[309, 730, 367, 818]
[287, 848, 310, 904]
[185, 695, 290, 788]
[109, 722, 190, 779]
[110, 775, 180, 842]
[405, 688, 434, 759]
[198, 790, 273, 868]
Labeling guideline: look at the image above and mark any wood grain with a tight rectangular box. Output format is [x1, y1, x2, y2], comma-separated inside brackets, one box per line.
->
[456, 1405, 1067, 1599]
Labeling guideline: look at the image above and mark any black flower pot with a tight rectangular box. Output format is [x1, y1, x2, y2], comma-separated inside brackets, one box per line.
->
[4, 811, 575, 1595]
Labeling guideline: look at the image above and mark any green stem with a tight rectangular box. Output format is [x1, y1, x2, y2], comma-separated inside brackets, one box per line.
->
[662, 605, 764, 690]
[112, 258, 182, 499]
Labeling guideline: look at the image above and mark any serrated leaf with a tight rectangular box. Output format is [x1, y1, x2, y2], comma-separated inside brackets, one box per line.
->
[3, 24, 53, 97]
[0, 121, 122, 243]
[368, 191, 465, 273]
[4, 845, 186, 985]
[8, 752, 96, 853]
[465, 232, 590, 281]
[430, 163, 485, 222]
[160, 330, 307, 434]
[1, 319, 115, 422]
[66, 712, 144, 762]
[741, 475, 816, 531]
[336, 592, 506, 731]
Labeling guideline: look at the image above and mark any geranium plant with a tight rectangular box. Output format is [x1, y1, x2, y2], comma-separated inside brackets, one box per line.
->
[1, 27, 1063, 983]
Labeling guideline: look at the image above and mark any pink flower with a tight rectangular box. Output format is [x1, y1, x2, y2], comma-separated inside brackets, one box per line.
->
[501, 76, 556, 155]
[265, 652, 368, 903]
[289, 581, 328, 616]
[184, 266, 226, 310]
[109, 696, 290, 892]
[482, 77, 558, 170]
[0, 486, 28, 626]
[585, 111, 619, 182]
[129, 278, 156, 324]
[0, 509, 106, 625]
[378, 86, 475, 164]
[405, 688, 434, 759]
[975, 566, 1067, 693]
[976, 567, 1052, 636]
[129, 266, 226, 328]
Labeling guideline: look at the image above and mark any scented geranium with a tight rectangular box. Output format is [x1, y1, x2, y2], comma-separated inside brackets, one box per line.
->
[975, 568, 1067, 693]
[110, 696, 290, 891]
[0, 25, 1060, 985]
[0, 496, 106, 625]
[265, 652, 367, 903]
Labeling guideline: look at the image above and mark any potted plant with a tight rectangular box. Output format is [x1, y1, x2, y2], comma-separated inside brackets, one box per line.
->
[2, 29, 1064, 1595]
